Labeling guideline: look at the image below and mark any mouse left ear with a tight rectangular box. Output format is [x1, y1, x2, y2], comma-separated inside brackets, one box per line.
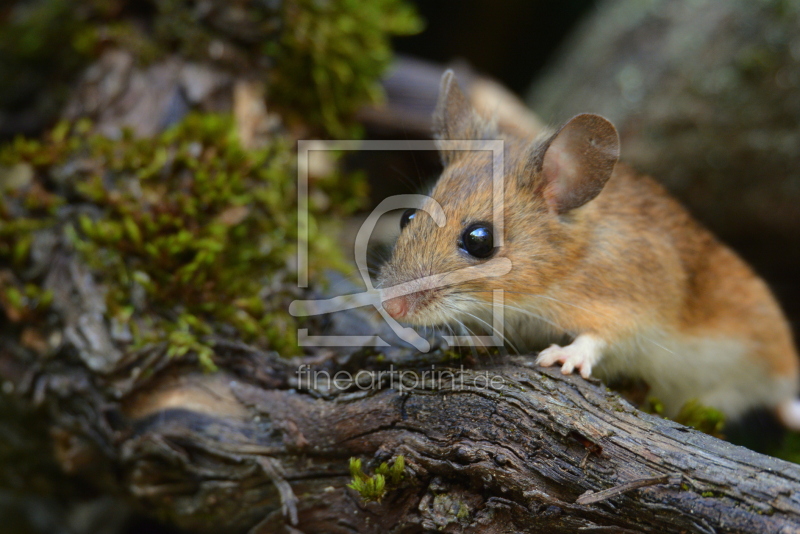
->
[533, 113, 620, 214]
[433, 70, 498, 165]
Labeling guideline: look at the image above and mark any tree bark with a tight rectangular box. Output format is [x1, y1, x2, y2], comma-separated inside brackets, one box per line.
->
[15, 348, 800, 534]
[3, 253, 800, 533]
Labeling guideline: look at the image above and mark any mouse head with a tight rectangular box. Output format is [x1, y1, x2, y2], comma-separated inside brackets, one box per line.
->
[378, 71, 619, 328]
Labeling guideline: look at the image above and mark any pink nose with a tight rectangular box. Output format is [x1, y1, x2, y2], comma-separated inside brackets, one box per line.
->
[383, 296, 409, 319]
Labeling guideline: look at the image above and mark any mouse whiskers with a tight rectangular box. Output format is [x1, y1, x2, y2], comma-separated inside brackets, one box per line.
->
[464, 289, 675, 355]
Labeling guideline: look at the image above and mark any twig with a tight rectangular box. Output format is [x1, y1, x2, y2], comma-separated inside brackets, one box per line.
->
[576, 473, 682, 505]
[256, 457, 299, 525]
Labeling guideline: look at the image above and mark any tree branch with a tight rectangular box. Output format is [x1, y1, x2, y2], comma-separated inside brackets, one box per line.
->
[5, 330, 800, 533]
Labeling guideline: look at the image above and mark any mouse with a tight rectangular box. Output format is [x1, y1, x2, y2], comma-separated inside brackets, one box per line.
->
[377, 70, 800, 428]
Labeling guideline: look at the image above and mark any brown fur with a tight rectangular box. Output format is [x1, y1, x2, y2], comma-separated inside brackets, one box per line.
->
[379, 72, 799, 421]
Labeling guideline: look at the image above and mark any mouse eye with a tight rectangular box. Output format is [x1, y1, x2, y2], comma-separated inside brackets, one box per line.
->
[400, 209, 417, 230]
[459, 222, 496, 259]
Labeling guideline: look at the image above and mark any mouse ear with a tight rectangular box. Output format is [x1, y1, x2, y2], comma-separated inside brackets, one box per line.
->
[433, 70, 497, 164]
[536, 114, 620, 214]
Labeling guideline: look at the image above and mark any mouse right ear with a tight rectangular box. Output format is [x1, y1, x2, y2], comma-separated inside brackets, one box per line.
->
[534, 113, 620, 214]
[433, 70, 497, 165]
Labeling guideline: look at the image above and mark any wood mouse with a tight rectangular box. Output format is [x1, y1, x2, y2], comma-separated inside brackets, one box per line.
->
[378, 70, 800, 428]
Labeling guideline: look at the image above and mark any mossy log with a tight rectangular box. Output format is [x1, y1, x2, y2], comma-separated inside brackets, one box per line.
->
[3, 254, 800, 533]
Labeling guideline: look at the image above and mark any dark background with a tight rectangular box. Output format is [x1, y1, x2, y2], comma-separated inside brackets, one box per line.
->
[395, 0, 597, 94]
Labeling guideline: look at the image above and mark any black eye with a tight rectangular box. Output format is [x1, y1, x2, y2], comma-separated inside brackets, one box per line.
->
[400, 209, 417, 230]
[459, 222, 496, 259]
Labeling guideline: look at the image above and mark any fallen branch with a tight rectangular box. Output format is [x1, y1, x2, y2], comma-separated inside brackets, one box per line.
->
[5, 330, 800, 533]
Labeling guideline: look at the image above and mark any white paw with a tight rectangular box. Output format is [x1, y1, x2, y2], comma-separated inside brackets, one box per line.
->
[535, 335, 606, 379]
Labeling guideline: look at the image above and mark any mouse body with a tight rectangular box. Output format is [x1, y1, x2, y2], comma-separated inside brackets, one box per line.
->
[378, 71, 800, 426]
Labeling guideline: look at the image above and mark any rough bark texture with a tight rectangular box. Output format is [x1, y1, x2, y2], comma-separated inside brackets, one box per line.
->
[2, 252, 800, 533]
[5, 312, 800, 533]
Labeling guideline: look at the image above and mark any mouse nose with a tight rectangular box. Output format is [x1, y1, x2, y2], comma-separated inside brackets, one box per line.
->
[383, 296, 408, 319]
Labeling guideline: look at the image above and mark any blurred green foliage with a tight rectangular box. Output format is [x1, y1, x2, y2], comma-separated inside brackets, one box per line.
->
[771, 431, 800, 465]
[673, 399, 726, 438]
[645, 397, 726, 438]
[0, 114, 364, 367]
[0, 0, 107, 132]
[0, 0, 422, 137]
[0, 0, 417, 366]
[267, 0, 423, 137]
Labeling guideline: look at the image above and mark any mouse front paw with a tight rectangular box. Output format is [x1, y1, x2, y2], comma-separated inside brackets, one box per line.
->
[535, 335, 606, 379]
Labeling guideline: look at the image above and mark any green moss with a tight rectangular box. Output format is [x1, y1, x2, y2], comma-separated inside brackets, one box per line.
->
[374, 454, 405, 485]
[444, 349, 464, 362]
[347, 455, 406, 503]
[2, 0, 418, 369]
[642, 397, 725, 437]
[1, 113, 364, 367]
[0, 279, 53, 325]
[141, 0, 270, 70]
[267, 0, 423, 137]
[2, 0, 422, 138]
[644, 396, 665, 416]
[147, 0, 423, 136]
[770, 430, 800, 464]
[673, 400, 726, 437]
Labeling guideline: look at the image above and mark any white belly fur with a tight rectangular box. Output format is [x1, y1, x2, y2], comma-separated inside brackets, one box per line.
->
[594, 328, 797, 419]
[462, 308, 796, 420]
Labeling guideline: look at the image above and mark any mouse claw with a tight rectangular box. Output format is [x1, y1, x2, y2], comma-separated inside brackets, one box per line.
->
[534, 344, 562, 366]
[561, 359, 579, 376]
[579, 365, 593, 379]
[535, 335, 606, 379]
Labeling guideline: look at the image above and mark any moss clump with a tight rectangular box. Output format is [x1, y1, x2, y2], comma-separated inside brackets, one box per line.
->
[644, 397, 726, 437]
[770, 430, 800, 464]
[147, 0, 424, 136]
[347, 456, 405, 503]
[151, 0, 282, 66]
[0, 147, 64, 326]
[2, 0, 422, 138]
[673, 400, 725, 437]
[1, 113, 364, 368]
[267, 0, 423, 137]
[645, 396, 665, 416]
[375, 454, 405, 485]
[0, 277, 53, 327]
